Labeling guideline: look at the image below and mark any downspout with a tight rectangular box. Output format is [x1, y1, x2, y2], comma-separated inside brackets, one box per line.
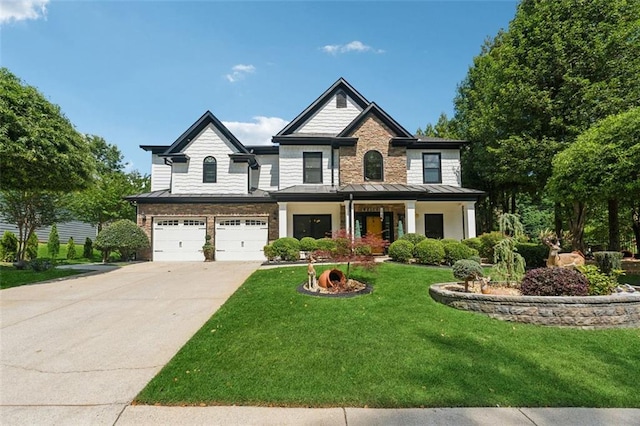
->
[461, 204, 466, 240]
[349, 193, 354, 241]
[331, 145, 335, 187]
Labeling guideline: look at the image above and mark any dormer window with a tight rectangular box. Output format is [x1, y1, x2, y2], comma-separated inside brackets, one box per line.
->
[203, 156, 217, 183]
[364, 150, 383, 181]
[336, 90, 347, 108]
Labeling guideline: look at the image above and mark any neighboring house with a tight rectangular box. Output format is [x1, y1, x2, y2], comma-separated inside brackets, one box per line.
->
[0, 221, 97, 244]
[126, 78, 483, 261]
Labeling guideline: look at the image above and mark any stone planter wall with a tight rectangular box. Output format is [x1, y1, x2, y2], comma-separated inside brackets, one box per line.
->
[429, 284, 640, 329]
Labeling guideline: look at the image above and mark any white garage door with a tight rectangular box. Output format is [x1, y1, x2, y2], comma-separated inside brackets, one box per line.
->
[153, 218, 206, 261]
[215, 217, 268, 261]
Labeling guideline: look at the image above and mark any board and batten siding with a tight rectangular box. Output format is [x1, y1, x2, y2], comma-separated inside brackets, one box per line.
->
[252, 154, 279, 191]
[279, 145, 333, 188]
[406, 149, 461, 186]
[0, 221, 97, 243]
[171, 124, 248, 194]
[295, 95, 363, 135]
[151, 154, 171, 191]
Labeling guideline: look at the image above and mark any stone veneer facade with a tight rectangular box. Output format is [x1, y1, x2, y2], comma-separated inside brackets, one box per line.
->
[429, 284, 640, 329]
[339, 115, 407, 185]
[136, 202, 279, 260]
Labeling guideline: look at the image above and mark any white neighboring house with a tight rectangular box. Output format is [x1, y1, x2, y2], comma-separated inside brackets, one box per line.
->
[127, 78, 483, 261]
[0, 221, 97, 244]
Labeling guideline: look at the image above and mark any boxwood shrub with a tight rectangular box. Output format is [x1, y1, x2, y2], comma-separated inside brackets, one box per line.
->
[414, 238, 445, 265]
[520, 267, 589, 296]
[516, 242, 548, 268]
[299, 237, 318, 252]
[271, 237, 300, 261]
[399, 233, 426, 246]
[443, 241, 478, 265]
[479, 231, 504, 260]
[388, 240, 414, 263]
[462, 237, 482, 253]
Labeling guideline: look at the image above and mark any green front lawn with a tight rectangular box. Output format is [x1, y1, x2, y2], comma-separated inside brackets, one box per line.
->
[136, 263, 640, 408]
[0, 264, 84, 289]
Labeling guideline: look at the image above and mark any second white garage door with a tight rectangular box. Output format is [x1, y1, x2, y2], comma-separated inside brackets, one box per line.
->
[215, 217, 268, 261]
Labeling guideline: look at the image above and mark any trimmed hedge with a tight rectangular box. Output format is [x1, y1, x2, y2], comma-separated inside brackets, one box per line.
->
[443, 241, 478, 265]
[462, 237, 482, 253]
[520, 267, 589, 296]
[399, 233, 426, 246]
[316, 238, 337, 252]
[478, 231, 504, 260]
[516, 242, 548, 268]
[271, 237, 300, 261]
[388, 240, 414, 263]
[414, 238, 445, 265]
[299, 237, 318, 252]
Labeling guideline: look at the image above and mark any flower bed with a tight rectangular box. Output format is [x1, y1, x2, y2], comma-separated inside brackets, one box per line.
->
[429, 283, 640, 329]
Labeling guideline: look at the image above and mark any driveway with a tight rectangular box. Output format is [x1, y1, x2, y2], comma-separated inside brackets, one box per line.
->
[0, 261, 261, 425]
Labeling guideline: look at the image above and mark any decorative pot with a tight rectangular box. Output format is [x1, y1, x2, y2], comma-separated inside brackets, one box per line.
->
[318, 269, 346, 288]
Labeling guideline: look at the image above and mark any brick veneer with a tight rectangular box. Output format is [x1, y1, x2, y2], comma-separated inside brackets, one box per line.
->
[136, 202, 278, 260]
[339, 115, 407, 185]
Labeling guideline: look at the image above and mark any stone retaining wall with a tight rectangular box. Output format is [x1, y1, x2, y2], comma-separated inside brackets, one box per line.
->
[429, 284, 640, 329]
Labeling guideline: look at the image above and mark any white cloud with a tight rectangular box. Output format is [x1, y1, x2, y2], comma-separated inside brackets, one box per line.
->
[321, 40, 385, 55]
[223, 116, 289, 146]
[225, 64, 256, 83]
[0, 0, 49, 24]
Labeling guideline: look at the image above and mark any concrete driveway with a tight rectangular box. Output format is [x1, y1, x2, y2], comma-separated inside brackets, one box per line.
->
[0, 261, 261, 425]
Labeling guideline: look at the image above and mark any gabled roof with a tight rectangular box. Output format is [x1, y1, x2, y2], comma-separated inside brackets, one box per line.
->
[276, 78, 370, 136]
[164, 110, 249, 155]
[337, 102, 415, 139]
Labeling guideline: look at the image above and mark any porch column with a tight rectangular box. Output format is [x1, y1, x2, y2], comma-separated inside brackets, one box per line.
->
[406, 201, 416, 234]
[278, 202, 288, 238]
[343, 200, 351, 234]
[464, 202, 477, 238]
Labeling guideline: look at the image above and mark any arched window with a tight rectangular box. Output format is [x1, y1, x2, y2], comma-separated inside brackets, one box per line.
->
[364, 150, 383, 181]
[203, 156, 217, 183]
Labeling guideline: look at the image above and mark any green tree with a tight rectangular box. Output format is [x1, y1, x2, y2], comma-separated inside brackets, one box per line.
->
[83, 237, 94, 259]
[454, 0, 640, 233]
[47, 224, 60, 260]
[66, 237, 77, 260]
[95, 219, 149, 262]
[0, 231, 18, 262]
[0, 68, 94, 191]
[417, 113, 459, 139]
[25, 232, 39, 261]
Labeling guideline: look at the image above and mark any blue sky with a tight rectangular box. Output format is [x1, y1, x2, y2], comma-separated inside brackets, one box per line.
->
[2, 0, 517, 175]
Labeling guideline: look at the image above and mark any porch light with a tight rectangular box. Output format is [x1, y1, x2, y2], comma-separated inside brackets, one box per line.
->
[379, 207, 384, 219]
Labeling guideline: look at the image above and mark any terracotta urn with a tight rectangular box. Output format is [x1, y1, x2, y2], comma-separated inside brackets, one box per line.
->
[318, 269, 346, 288]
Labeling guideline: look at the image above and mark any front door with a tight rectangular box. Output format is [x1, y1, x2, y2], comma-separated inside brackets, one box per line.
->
[365, 216, 383, 254]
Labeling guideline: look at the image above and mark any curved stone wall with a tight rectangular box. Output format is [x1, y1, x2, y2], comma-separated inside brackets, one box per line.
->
[429, 284, 640, 329]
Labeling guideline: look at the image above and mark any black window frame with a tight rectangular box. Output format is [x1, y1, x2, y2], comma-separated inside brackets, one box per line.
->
[203, 156, 217, 183]
[424, 213, 444, 239]
[303, 152, 323, 184]
[363, 150, 383, 181]
[293, 214, 332, 240]
[422, 153, 442, 184]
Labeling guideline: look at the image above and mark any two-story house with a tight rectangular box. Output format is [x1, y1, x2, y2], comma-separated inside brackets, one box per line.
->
[126, 78, 483, 261]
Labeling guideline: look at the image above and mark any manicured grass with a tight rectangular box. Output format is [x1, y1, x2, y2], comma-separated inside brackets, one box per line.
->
[36, 243, 102, 264]
[0, 264, 84, 289]
[136, 263, 640, 408]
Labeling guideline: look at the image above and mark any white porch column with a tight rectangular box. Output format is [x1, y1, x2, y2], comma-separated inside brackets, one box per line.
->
[278, 202, 288, 238]
[406, 201, 416, 234]
[343, 200, 351, 234]
[464, 202, 477, 238]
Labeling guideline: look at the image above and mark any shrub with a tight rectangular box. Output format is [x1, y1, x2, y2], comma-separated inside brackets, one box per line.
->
[0, 231, 18, 262]
[388, 240, 414, 263]
[299, 237, 318, 252]
[271, 237, 300, 261]
[354, 244, 372, 256]
[516, 242, 548, 268]
[414, 238, 445, 265]
[47, 224, 60, 260]
[95, 219, 150, 262]
[66, 237, 77, 260]
[316, 238, 336, 252]
[29, 258, 53, 272]
[83, 237, 93, 259]
[520, 268, 589, 296]
[479, 231, 504, 260]
[443, 241, 478, 265]
[25, 232, 39, 260]
[578, 265, 618, 296]
[469, 255, 482, 265]
[462, 237, 482, 253]
[593, 251, 622, 275]
[263, 244, 276, 261]
[453, 259, 484, 281]
[399, 233, 426, 246]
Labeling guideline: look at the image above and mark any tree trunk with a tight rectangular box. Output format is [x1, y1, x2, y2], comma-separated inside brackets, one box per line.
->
[608, 198, 620, 251]
[569, 201, 587, 252]
[632, 205, 640, 257]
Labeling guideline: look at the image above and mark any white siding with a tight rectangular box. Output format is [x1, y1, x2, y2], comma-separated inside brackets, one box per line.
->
[151, 154, 171, 191]
[415, 202, 465, 240]
[252, 155, 279, 191]
[406, 149, 461, 186]
[171, 124, 248, 194]
[296, 95, 363, 135]
[0, 221, 97, 243]
[279, 145, 333, 188]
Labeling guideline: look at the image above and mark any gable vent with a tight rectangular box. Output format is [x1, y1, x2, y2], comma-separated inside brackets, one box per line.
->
[336, 90, 347, 108]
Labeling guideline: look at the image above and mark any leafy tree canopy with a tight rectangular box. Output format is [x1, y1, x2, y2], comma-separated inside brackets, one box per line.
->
[0, 68, 94, 191]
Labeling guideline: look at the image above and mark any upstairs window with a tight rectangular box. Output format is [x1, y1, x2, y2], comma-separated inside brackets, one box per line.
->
[336, 90, 347, 108]
[203, 156, 217, 183]
[303, 152, 323, 183]
[422, 153, 442, 183]
[364, 150, 383, 181]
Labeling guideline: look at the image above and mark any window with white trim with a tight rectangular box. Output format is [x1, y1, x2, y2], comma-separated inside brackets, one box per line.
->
[219, 219, 241, 226]
[245, 219, 267, 226]
[183, 220, 205, 226]
[156, 220, 179, 226]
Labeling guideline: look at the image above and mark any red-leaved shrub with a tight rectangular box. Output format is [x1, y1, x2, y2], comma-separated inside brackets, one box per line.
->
[520, 267, 589, 296]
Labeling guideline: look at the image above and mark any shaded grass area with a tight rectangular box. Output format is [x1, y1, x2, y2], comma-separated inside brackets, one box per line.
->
[136, 263, 640, 408]
[0, 264, 84, 289]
